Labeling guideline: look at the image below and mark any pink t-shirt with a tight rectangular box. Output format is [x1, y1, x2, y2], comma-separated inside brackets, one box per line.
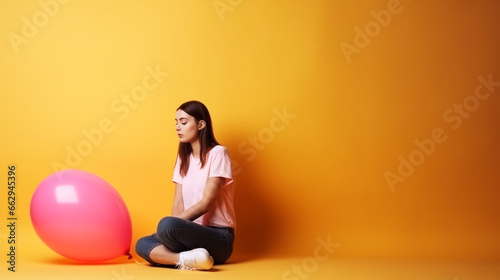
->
[172, 145, 236, 229]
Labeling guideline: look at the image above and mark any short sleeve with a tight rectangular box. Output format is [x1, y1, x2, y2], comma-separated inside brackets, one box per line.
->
[172, 156, 183, 185]
[209, 147, 233, 187]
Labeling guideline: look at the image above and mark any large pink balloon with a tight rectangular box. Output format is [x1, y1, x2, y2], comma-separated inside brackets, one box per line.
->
[30, 169, 132, 262]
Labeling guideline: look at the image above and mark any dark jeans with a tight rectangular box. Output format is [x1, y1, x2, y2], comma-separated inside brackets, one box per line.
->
[135, 216, 235, 265]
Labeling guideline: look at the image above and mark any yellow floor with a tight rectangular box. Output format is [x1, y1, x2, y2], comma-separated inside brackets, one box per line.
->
[2, 255, 500, 280]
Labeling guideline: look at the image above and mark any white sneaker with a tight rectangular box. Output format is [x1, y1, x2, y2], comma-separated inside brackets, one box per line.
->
[177, 248, 214, 271]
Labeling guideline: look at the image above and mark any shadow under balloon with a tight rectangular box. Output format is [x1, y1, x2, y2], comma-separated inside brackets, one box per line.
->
[44, 256, 135, 266]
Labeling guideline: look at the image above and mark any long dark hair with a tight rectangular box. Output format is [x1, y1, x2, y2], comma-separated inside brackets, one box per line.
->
[177, 100, 219, 177]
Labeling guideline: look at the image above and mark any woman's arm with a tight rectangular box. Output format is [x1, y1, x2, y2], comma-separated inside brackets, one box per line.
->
[171, 183, 184, 216]
[176, 177, 225, 221]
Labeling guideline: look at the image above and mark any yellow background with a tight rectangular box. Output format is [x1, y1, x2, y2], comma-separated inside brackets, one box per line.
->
[1, 1, 500, 276]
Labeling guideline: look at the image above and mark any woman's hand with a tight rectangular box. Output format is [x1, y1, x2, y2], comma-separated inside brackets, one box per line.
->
[176, 177, 225, 221]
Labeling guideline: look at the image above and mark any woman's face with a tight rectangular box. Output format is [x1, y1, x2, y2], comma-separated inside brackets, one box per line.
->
[175, 109, 200, 143]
